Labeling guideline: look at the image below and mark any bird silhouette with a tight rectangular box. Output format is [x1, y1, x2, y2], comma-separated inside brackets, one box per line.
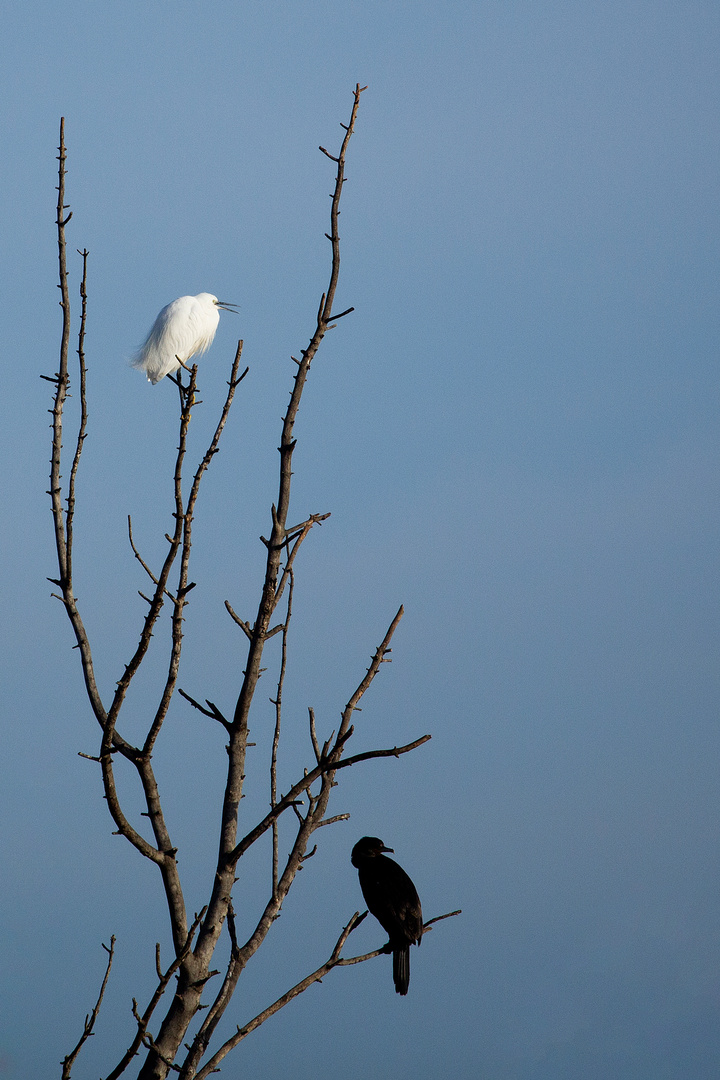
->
[351, 836, 423, 995]
[132, 293, 238, 384]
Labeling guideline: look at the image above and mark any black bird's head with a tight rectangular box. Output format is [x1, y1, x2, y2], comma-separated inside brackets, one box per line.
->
[351, 836, 394, 866]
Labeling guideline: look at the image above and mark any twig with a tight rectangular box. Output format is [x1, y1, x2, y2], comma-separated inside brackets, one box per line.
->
[271, 567, 294, 898]
[337, 909, 462, 969]
[315, 813, 350, 828]
[422, 909, 462, 930]
[177, 689, 231, 732]
[224, 600, 253, 640]
[308, 707, 321, 764]
[274, 513, 330, 607]
[327, 306, 354, 321]
[61, 936, 115, 1080]
[65, 247, 89, 577]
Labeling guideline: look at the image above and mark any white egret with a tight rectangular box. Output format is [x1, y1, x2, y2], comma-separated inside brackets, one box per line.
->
[132, 293, 238, 384]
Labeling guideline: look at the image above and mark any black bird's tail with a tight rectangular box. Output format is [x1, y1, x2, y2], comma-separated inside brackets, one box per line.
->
[393, 945, 410, 995]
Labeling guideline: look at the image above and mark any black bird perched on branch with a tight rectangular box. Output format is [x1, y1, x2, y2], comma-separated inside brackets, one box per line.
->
[351, 836, 423, 995]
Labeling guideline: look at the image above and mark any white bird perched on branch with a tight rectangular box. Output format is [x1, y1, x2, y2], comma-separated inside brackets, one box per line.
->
[132, 293, 239, 384]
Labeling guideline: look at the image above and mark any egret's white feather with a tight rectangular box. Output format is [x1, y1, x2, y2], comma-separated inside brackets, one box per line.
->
[132, 293, 237, 384]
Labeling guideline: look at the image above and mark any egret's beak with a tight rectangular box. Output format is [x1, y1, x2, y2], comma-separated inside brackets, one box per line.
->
[215, 301, 239, 313]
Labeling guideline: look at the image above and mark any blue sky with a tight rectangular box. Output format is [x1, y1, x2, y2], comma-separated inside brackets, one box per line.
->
[1, 2, 719, 1077]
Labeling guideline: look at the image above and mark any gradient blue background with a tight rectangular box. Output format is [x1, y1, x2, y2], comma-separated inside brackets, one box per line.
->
[1, 2, 719, 1077]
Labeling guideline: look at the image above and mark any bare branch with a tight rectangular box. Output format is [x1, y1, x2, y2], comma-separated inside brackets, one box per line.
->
[47, 118, 107, 731]
[229, 732, 430, 864]
[176, 904, 242, 1079]
[190, 89, 368, 1009]
[327, 306, 354, 321]
[65, 247, 89, 577]
[103, 910, 206, 1080]
[61, 936, 115, 1080]
[99, 344, 246, 960]
[328, 734, 432, 773]
[46, 90, 452, 1080]
[193, 901, 457, 1078]
[224, 600, 253, 639]
[334, 910, 462, 975]
[193, 912, 368, 1080]
[315, 813, 350, 828]
[274, 513, 330, 607]
[271, 566, 294, 898]
[177, 689, 231, 732]
[422, 909, 463, 930]
[308, 707, 321, 764]
[127, 517, 161, 586]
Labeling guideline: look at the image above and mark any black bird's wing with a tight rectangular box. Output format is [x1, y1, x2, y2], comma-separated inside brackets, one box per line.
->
[359, 854, 423, 946]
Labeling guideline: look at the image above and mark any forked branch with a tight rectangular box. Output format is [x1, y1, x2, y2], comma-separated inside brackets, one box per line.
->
[102, 909, 207, 1080]
[192, 912, 367, 1080]
[48, 89, 453, 1080]
[192, 906, 461, 1080]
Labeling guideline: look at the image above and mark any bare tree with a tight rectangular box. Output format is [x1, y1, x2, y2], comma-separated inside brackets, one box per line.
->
[46, 87, 458, 1080]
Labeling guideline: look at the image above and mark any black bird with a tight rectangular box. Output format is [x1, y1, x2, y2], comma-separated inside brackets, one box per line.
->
[351, 836, 423, 995]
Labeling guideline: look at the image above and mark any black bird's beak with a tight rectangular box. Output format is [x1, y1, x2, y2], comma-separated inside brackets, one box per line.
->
[381, 845, 394, 853]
